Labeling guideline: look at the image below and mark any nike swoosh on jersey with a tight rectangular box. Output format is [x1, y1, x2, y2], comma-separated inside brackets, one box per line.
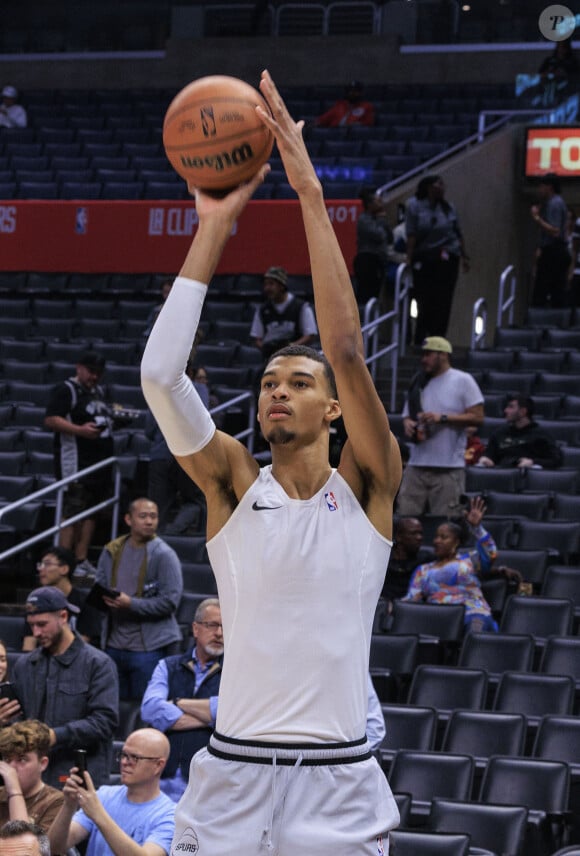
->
[252, 501, 283, 511]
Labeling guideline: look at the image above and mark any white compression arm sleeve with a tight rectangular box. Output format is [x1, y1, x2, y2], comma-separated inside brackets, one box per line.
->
[141, 276, 216, 457]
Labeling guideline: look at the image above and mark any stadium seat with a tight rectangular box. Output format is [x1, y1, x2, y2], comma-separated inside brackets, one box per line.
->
[479, 756, 571, 856]
[441, 709, 526, 768]
[493, 671, 575, 727]
[378, 703, 437, 766]
[484, 491, 549, 521]
[525, 306, 573, 328]
[493, 328, 543, 350]
[539, 636, 580, 685]
[369, 633, 419, 702]
[465, 467, 522, 494]
[429, 798, 528, 856]
[388, 749, 474, 820]
[388, 830, 470, 856]
[407, 665, 488, 719]
[466, 350, 514, 371]
[541, 567, 580, 627]
[162, 535, 208, 564]
[458, 631, 534, 692]
[500, 593, 574, 642]
[532, 714, 580, 769]
[514, 520, 580, 562]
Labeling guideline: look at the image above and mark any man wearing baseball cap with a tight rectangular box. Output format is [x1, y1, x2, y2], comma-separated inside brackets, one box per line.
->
[397, 336, 484, 516]
[0, 85, 27, 128]
[250, 266, 318, 360]
[7, 587, 118, 789]
[44, 349, 114, 578]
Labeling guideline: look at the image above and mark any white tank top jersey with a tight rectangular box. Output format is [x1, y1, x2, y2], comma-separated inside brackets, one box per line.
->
[207, 466, 392, 743]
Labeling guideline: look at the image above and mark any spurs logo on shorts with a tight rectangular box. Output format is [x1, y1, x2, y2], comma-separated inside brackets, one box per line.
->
[173, 826, 199, 853]
[377, 834, 385, 855]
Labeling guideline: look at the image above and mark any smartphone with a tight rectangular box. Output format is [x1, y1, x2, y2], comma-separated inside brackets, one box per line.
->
[74, 749, 88, 787]
[0, 682, 16, 702]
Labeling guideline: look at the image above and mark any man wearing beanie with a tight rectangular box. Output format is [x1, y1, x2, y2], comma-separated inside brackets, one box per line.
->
[398, 336, 484, 516]
[250, 266, 318, 360]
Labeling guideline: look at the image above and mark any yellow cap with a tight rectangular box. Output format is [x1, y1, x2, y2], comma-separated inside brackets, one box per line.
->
[421, 336, 452, 354]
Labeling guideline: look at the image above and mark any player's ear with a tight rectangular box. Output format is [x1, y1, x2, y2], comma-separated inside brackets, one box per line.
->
[325, 400, 341, 423]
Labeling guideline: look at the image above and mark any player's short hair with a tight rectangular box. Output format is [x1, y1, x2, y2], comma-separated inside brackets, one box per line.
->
[265, 345, 337, 398]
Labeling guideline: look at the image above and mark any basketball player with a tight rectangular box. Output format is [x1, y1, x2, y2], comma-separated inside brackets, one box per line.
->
[141, 69, 402, 856]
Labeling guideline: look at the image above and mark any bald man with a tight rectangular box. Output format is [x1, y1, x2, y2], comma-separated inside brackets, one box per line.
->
[49, 728, 175, 856]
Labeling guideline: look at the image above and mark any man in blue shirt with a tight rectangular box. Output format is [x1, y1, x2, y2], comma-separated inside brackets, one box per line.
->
[141, 598, 223, 801]
[48, 728, 175, 856]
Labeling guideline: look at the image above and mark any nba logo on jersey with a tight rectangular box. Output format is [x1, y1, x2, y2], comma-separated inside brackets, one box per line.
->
[324, 491, 338, 511]
[377, 835, 385, 855]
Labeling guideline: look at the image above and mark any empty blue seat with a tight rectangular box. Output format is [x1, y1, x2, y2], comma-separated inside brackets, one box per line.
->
[60, 181, 102, 200]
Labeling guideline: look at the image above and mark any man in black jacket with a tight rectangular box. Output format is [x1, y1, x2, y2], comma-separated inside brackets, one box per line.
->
[140, 598, 223, 802]
[479, 395, 562, 469]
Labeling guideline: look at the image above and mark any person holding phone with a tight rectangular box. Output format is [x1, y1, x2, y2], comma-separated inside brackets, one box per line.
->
[48, 728, 175, 856]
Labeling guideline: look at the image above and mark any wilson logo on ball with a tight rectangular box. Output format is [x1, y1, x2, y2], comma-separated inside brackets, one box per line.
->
[180, 143, 254, 172]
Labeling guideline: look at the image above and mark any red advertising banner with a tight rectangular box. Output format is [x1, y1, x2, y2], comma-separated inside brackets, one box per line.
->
[0, 199, 361, 274]
[525, 126, 580, 177]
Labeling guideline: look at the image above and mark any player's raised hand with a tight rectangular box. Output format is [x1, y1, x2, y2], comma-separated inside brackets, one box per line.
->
[257, 69, 321, 196]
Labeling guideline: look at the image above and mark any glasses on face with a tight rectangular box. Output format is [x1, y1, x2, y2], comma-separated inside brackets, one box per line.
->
[196, 621, 223, 632]
[117, 750, 161, 765]
[36, 561, 62, 570]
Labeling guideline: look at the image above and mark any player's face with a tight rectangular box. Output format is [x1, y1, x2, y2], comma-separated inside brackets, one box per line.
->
[257, 355, 338, 445]
[125, 500, 159, 542]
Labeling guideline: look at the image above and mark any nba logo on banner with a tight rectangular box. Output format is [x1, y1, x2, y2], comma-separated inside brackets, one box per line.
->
[325, 491, 338, 511]
[75, 207, 88, 235]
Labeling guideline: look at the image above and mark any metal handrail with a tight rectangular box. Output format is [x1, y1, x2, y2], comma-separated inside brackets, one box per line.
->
[471, 297, 488, 350]
[476, 108, 555, 143]
[361, 263, 412, 411]
[0, 457, 122, 564]
[497, 264, 517, 328]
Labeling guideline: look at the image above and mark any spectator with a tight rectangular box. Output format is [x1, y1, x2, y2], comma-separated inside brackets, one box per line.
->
[8, 587, 118, 788]
[44, 350, 114, 577]
[249, 266, 318, 360]
[478, 395, 562, 469]
[48, 728, 175, 856]
[353, 187, 393, 305]
[398, 336, 484, 516]
[94, 497, 183, 701]
[315, 80, 375, 127]
[0, 720, 63, 832]
[0, 86, 27, 129]
[539, 37, 579, 83]
[0, 820, 49, 856]
[405, 174, 470, 344]
[22, 547, 102, 650]
[141, 598, 223, 802]
[531, 172, 571, 308]
[143, 279, 173, 340]
[403, 497, 498, 632]
[382, 516, 425, 606]
[464, 425, 486, 466]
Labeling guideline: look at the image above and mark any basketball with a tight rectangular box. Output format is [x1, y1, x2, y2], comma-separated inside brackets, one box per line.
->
[163, 75, 274, 191]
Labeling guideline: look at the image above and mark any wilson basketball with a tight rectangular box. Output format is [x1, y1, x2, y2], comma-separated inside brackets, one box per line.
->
[163, 75, 274, 191]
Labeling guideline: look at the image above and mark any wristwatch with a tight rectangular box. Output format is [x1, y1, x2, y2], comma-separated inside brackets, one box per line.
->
[440, 414, 448, 423]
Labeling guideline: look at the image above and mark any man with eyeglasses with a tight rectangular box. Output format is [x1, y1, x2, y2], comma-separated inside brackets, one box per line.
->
[48, 727, 175, 856]
[21, 547, 102, 651]
[141, 599, 223, 802]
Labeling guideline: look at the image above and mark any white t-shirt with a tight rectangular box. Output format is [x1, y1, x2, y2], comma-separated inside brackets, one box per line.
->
[403, 368, 483, 468]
